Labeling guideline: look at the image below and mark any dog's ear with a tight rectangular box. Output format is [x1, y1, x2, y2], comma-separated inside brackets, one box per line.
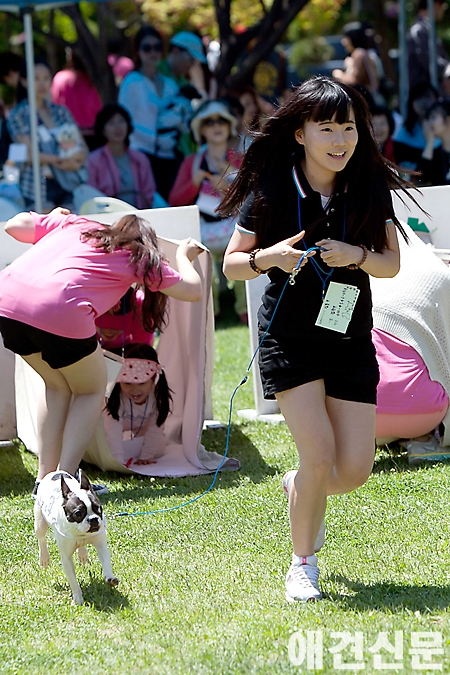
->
[78, 469, 92, 492]
[61, 475, 73, 500]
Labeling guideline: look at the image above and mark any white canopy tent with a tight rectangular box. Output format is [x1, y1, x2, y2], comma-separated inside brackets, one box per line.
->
[0, 0, 108, 212]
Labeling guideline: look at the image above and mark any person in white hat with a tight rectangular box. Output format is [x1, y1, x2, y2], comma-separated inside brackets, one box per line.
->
[169, 99, 247, 323]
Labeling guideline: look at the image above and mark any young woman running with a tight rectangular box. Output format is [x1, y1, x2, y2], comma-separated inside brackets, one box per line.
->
[221, 76, 412, 602]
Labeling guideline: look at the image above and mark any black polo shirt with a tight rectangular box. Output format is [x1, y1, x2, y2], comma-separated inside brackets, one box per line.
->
[237, 166, 377, 340]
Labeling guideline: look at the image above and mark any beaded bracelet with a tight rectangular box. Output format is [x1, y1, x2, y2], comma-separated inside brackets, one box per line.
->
[249, 248, 264, 275]
[347, 244, 368, 270]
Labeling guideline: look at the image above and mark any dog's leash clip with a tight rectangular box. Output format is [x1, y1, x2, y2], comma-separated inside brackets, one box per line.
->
[289, 268, 300, 285]
[289, 268, 300, 286]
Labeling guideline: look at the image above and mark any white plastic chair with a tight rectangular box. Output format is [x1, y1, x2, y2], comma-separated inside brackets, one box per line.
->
[72, 185, 106, 213]
[78, 196, 135, 215]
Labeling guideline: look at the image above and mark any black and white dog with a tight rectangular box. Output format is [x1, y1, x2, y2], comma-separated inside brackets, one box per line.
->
[34, 470, 118, 605]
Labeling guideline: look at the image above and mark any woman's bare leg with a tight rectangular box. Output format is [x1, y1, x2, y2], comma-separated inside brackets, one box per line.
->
[325, 396, 376, 496]
[23, 345, 107, 478]
[57, 345, 107, 475]
[21, 353, 72, 479]
[277, 384, 376, 557]
[276, 380, 335, 557]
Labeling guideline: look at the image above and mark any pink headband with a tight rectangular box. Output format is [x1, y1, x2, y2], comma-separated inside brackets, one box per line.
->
[117, 358, 163, 384]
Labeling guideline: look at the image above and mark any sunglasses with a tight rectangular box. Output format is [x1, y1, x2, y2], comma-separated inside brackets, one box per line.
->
[201, 117, 229, 127]
[140, 42, 163, 53]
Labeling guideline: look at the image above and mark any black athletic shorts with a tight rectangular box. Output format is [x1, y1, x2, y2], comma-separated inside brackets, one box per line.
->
[258, 328, 380, 405]
[0, 316, 98, 369]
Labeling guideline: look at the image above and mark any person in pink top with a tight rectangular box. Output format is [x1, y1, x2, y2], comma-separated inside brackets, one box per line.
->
[371, 226, 450, 466]
[0, 208, 203, 490]
[51, 49, 103, 149]
[107, 39, 134, 85]
[96, 287, 155, 352]
[87, 104, 156, 209]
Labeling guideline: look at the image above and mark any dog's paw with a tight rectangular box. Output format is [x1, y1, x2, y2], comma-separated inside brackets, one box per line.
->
[71, 593, 84, 605]
[77, 547, 89, 565]
[106, 576, 119, 587]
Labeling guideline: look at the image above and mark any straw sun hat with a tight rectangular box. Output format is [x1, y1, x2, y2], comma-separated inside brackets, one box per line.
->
[190, 100, 238, 143]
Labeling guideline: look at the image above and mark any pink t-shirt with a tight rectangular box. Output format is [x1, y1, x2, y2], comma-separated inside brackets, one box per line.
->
[95, 289, 155, 349]
[51, 70, 102, 129]
[0, 212, 181, 339]
[373, 328, 448, 414]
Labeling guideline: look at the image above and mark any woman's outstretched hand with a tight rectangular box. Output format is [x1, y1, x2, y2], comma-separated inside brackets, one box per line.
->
[265, 231, 316, 273]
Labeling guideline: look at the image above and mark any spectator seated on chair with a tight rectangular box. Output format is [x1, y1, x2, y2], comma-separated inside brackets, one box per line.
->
[87, 104, 156, 209]
[371, 105, 397, 163]
[393, 83, 441, 185]
[7, 57, 88, 211]
[168, 99, 247, 322]
[420, 99, 450, 185]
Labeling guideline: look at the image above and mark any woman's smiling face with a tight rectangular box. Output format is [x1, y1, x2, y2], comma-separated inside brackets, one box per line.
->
[294, 110, 358, 178]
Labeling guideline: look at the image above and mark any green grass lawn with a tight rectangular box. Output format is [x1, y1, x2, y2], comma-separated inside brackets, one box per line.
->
[1, 309, 450, 674]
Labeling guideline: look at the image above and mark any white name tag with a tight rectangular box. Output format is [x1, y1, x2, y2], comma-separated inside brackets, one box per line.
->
[315, 282, 360, 333]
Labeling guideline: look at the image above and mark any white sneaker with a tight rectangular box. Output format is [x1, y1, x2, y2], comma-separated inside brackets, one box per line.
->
[282, 471, 326, 552]
[286, 554, 322, 602]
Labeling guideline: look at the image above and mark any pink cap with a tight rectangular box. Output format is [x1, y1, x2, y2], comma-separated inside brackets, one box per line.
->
[117, 358, 162, 384]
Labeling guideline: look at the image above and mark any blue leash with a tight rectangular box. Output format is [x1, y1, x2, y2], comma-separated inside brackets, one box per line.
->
[109, 247, 321, 520]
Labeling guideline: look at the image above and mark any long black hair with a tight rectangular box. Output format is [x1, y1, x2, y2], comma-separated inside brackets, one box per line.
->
[81, 214, 168, 333]
[219, 76, 414, 252]
[106, 343, 172, 427]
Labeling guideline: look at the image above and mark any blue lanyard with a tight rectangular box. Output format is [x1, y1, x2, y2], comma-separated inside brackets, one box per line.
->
[292, 168, 347, 300]
[129, 395, 150, 439]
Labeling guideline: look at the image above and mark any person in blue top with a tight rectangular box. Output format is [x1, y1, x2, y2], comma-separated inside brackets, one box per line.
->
[118, 26, 192, 200]
[421, 98, 450, 184]
[221, 76, 416, 603]
[393, 82, 441, 184]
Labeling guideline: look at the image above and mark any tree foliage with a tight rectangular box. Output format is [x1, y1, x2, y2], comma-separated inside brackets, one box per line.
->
[140, 0, 344, 89]
[0, 0, 345, 102]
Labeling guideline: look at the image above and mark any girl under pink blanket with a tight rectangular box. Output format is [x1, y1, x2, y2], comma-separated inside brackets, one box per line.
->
[103, 344, 172, 466]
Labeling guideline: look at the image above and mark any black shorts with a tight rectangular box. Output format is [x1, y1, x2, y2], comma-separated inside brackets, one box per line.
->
[0, 316, 98, 369]
[258, 329, 380, 405]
